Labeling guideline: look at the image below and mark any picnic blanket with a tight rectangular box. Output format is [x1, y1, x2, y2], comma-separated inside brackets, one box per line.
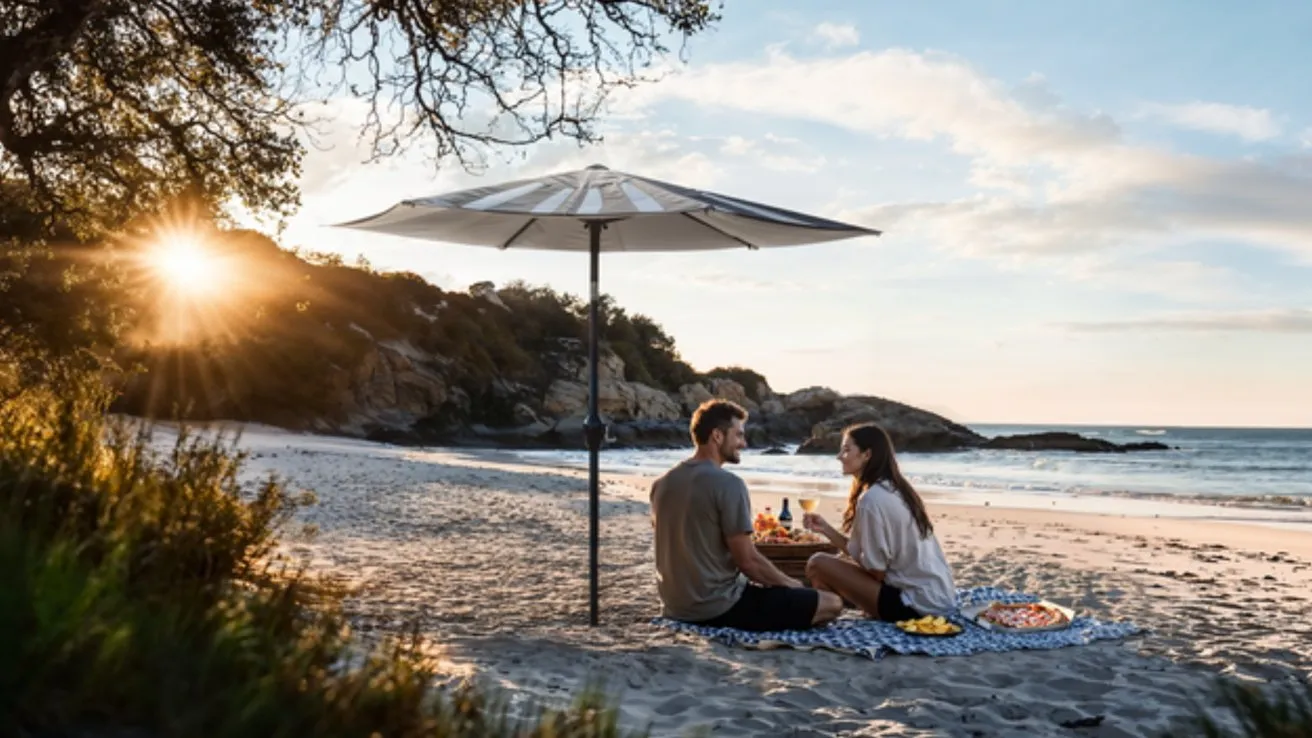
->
[652, 587, 1142, 660]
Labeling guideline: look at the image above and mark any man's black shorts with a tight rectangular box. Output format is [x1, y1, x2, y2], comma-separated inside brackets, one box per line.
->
[692, 584, 819, 632]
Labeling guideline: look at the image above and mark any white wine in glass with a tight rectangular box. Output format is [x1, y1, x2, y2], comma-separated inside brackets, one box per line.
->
[798, 497, 818, 514]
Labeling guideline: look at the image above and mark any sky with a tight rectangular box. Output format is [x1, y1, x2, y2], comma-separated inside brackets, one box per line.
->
[270, 1, 1312, 428]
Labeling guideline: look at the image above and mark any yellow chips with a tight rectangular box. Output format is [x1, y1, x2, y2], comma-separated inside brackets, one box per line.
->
[896, 615, 961, 636]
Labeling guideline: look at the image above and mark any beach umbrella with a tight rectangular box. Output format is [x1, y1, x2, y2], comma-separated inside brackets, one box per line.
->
[336, 164, 878, 626]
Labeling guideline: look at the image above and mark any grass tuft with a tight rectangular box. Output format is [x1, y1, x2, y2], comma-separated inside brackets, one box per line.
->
[0, 360, 646, 737]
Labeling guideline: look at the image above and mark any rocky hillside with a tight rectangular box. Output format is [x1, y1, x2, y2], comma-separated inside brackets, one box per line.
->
[104, 229, 1167, 455]
[325, 334, 984, 452]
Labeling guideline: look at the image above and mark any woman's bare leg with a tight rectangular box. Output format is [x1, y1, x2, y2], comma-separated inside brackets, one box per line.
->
[806, 553, 884, 618]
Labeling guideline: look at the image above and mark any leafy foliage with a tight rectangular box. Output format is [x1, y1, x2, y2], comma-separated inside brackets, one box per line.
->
[1, 0, 717, 239]
[0, 1, 300, 238]
[498, 280, 699, 391]
[0, 356, 648, 737]
[0, 192, 128, 379]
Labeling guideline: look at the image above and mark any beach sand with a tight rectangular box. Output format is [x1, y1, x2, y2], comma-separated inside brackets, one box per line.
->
[164, 425, 1312, 738]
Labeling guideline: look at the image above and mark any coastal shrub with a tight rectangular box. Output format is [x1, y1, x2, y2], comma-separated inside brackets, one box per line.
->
[0, 362, 644, 737]
[1163, 677, 1312, 738]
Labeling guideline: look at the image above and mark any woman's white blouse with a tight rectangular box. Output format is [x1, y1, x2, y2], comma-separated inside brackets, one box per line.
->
[847, 482, 957, 615]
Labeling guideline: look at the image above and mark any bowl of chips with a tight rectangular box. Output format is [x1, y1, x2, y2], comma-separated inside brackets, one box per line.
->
[895, 615, 963, 637]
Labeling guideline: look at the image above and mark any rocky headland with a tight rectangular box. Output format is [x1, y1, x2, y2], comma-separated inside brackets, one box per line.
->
[324, 336, 1169, 456]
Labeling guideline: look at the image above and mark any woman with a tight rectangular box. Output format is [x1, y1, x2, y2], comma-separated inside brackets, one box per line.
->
[803, 423, 956, 621]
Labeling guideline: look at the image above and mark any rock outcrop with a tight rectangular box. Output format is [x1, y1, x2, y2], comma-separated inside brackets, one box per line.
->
[794, 395, 985, 454]
[324, 333, 1163, 457]
[539, 349, 681, 423]
[330, 340, 450, 436]
[981, 432, 1172, 453]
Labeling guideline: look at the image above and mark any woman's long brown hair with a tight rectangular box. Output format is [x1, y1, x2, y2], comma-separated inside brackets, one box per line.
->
[841, 423, 934, 539]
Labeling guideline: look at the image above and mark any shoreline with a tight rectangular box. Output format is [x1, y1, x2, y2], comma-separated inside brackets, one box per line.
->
[500, 447, 1312, 532]
[131, 416, 1312, 513]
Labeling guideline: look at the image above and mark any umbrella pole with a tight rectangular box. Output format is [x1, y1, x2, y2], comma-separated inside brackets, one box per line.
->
[583, 220, 606, 627]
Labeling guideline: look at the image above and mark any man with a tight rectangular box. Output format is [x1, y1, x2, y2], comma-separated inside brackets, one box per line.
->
[650, 399, 843, 631]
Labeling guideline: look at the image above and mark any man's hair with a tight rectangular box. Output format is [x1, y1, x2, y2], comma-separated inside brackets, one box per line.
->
[690, 399, 748, 445]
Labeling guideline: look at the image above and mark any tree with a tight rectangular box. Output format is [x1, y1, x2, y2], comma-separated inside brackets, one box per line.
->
[0, 0, 720, 239]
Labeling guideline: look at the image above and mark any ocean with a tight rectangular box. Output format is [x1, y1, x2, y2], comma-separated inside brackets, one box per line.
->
[511, 424, 1312, 506]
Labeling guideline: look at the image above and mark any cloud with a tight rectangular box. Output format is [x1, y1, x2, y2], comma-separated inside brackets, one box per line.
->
[717, 135, 827, 173]
[1063, 308, 1312, 333]
[615, 48, 1120, 167]
[1303, 127, 1312, 148]
[811, 22, 860, 50]
[1141, 102, 1281, 142]
[284, 52, 1312, 308]
[1049, 256, 1242, 302]
[719, 135, 755, 157]
[293, 120, 725, 220]
[613, 49, 1312, 274]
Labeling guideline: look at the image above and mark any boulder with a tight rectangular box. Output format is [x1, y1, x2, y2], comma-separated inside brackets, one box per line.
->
[632, 382, 682, 421]
[795, 395, 984, 454]
[981, 432, 1171, 453]
[678, 382, 714, 415]
[708, 378, 758, 413]
[783, 386, 841, 412]
[565, 345, 625, 383]
[597, 378, 638, 419]
[336, 341, 450, 435]
[543, 379, 588, 417]
[543, 378, 680, 424]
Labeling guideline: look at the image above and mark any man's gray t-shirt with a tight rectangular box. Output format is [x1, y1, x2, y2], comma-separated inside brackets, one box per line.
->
[650, 459, 752, 621]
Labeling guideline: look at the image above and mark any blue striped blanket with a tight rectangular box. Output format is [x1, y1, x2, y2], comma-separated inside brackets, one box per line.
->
[651, 587, 1142, 660]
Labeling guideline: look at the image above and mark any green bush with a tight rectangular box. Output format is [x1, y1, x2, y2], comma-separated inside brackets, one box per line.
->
[0, 362, 645, 737]
[1163, 678, 1312, 738]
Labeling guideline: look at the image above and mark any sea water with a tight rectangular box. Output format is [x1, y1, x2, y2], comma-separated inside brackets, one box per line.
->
[511, 424, 1312, 505]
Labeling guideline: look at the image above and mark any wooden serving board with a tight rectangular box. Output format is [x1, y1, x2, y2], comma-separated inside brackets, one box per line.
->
[754, 541, 838, 582]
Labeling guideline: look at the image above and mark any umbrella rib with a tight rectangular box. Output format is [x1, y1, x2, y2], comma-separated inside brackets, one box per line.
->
[681, 212, 758, 250]
[498, 218, 537, 250]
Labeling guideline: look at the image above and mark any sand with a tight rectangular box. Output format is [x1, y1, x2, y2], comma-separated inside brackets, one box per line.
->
[152, 424, 1312, 737]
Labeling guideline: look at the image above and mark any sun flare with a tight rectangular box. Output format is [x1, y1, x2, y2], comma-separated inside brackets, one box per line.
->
[149, 237, 225, 295]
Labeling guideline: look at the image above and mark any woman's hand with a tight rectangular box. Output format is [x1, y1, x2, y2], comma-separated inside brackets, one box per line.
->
[804, 512, 848, 550]
[803, 513, 833, 536]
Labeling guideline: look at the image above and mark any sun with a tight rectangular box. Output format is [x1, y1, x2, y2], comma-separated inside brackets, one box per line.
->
[149, 237, 225, 295]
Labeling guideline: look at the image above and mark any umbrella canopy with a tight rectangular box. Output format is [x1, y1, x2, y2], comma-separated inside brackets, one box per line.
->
[338, 164, 877, 250]
[335, 165, 878, 626]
